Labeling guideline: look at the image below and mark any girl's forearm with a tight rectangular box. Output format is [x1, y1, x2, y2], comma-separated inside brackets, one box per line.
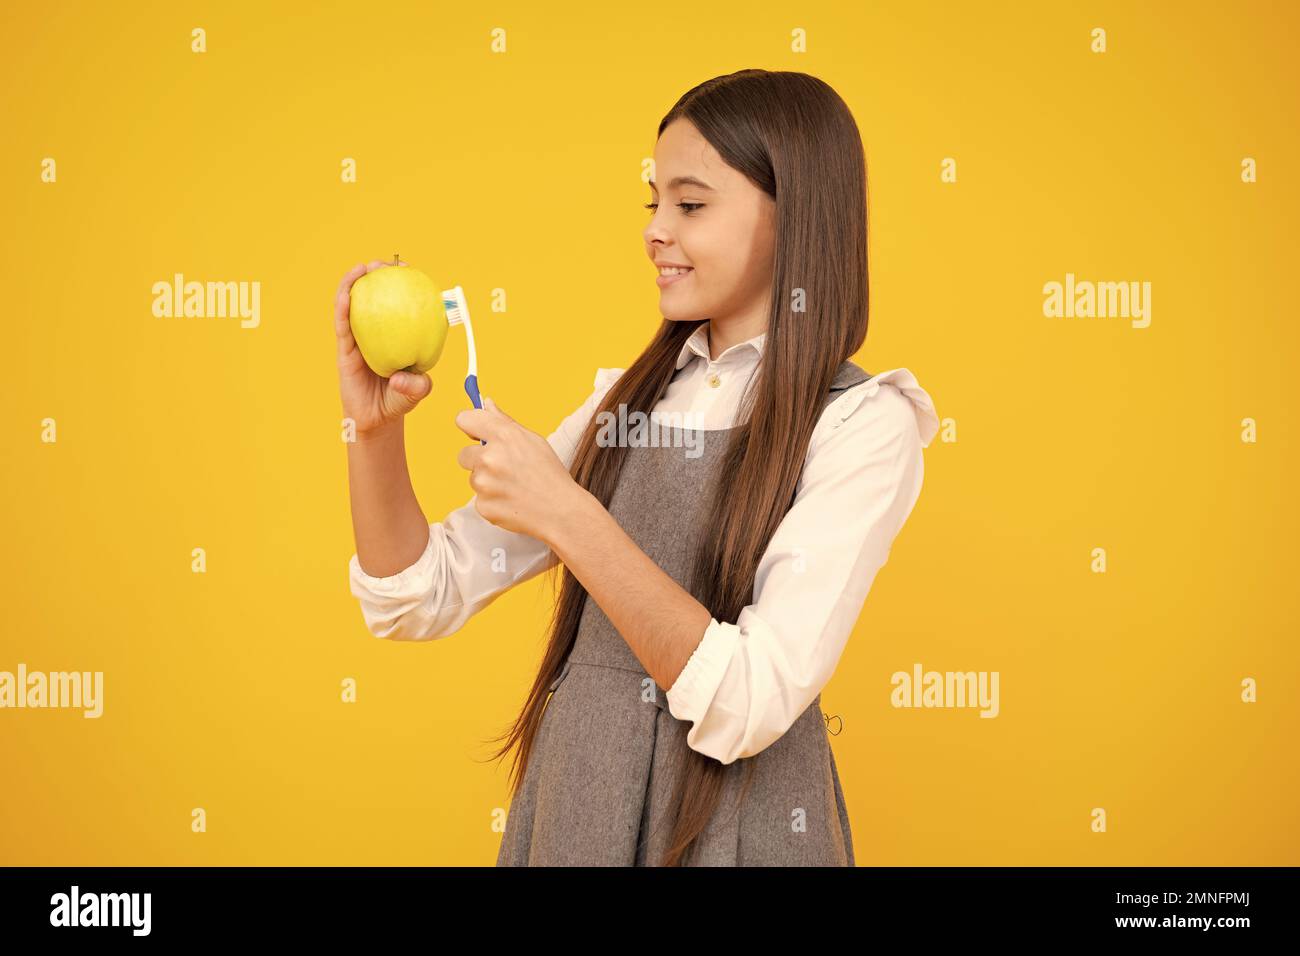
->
[546, 487, 712, 693]
[347, 420, 431, 578]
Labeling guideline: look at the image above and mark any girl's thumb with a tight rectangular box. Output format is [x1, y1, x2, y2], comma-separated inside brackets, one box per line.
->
[390, 370, 431, 401]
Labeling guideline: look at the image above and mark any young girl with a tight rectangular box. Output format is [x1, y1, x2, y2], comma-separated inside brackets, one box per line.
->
[338, 69, 939, 866]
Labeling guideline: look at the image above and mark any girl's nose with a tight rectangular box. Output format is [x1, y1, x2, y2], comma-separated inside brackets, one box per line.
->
[643, 215, 671, 245]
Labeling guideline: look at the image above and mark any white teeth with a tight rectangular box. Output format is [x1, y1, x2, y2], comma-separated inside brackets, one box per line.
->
[659, 267, 692, 276]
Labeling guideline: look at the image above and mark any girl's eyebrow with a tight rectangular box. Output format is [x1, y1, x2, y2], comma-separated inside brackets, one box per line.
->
[648, 175, 716, 192]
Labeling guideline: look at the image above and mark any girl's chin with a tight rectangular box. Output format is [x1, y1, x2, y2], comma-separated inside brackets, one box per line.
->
[660, 304, 708, 323]
[659, 286, 703, 310]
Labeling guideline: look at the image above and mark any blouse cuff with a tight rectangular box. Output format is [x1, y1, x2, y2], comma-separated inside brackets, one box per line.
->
[665, 617, 740, 724]
[348, 525, 438, 599]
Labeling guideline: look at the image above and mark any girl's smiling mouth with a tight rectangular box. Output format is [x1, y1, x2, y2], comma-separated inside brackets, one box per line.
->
[656, 265, 694, 288]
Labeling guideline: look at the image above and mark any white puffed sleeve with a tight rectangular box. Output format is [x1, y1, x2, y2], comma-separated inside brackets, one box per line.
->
[665, 368, 939, 762]
[348, 367, 627, 641]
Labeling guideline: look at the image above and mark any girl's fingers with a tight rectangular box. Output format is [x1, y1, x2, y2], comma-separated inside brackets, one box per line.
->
[337, 262, 366, 296]
[336, 299, 357, 360]
[335, 278, 366, 335]
[335, 263, 366, 332]
[334, 263, 373, 361]
[336, 259, 401, 354]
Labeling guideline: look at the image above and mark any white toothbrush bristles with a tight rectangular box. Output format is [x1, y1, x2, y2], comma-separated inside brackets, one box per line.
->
[442, 285, 477, 376]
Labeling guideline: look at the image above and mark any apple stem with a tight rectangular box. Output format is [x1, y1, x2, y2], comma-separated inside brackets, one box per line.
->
[393, 253, 399, 266]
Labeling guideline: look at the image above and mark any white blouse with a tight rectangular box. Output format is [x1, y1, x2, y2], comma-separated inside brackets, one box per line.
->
[348, 320, 940, 765]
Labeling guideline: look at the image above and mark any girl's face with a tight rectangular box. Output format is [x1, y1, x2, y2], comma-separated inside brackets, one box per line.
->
[643, 119, 775, 327]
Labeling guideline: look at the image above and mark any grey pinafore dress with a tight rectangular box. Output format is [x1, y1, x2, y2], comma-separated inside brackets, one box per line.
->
[496, 360, 872, 866]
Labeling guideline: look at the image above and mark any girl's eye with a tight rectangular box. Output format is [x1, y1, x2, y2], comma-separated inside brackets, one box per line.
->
[643, 202, 704, 215]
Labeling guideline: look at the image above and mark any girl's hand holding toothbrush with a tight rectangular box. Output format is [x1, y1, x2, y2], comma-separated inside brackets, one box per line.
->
[335, 260, 433, 437]
[455, 397, 590, 543]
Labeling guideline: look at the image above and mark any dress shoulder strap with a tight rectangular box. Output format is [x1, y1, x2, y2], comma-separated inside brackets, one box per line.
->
[829, 359, 872, 394]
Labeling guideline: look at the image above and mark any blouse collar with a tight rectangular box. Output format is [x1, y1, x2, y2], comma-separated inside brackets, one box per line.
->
[674, 321, 768, 370]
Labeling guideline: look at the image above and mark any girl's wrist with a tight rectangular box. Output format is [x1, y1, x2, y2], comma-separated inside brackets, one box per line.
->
[354, 418, 403, 446]
[546, 484, 602, 557]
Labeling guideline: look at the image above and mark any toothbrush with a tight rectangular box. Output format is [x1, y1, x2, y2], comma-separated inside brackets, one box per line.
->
[441, 285, 486, 445]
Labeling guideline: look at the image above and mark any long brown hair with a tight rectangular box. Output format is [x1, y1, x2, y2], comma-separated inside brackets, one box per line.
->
[485, 69, 870, 865]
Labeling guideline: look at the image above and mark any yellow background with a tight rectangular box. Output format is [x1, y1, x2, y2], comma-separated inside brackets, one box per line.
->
[2, 0, 1296, 865]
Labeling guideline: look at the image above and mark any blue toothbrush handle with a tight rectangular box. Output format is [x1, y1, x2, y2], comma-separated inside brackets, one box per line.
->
[465, 373, 486, 445]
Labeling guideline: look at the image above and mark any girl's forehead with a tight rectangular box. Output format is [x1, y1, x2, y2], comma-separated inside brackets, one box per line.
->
[655, 122, 727, 179]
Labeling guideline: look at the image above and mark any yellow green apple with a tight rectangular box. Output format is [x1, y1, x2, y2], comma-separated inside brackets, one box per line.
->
[348, 259, 448, 378]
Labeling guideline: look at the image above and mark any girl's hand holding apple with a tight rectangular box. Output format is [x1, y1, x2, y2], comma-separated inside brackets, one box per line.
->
[334, 259, 436, 438]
